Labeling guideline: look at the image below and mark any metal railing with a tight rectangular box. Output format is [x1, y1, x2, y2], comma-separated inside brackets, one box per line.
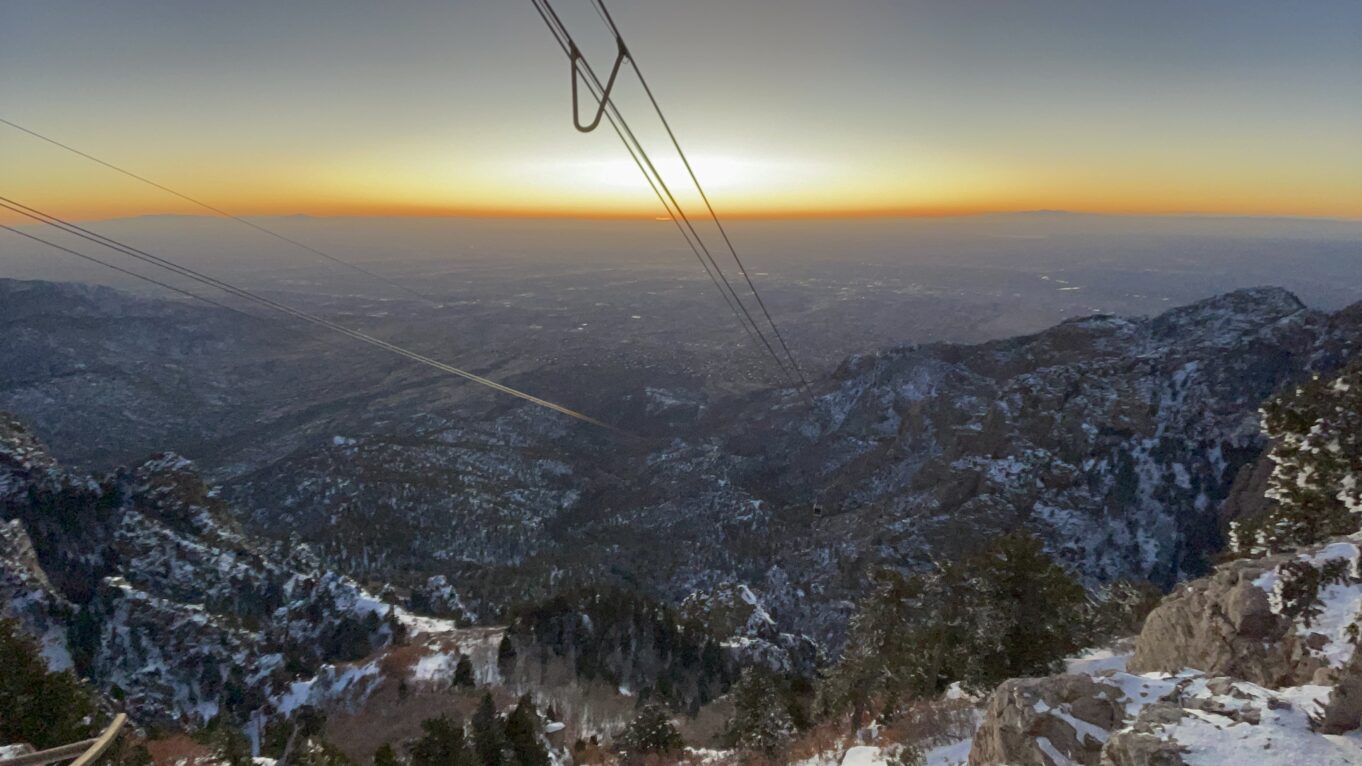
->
[0, 714, 127, 766]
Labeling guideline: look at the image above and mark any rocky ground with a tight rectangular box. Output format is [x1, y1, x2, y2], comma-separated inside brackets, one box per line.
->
[964, 532, 1362, 764]
[770, 533, 1362, 765]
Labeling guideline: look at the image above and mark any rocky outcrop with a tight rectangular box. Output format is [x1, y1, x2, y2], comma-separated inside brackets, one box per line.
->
[1127, 555, 1309, 686]
[1217, 453, 1276, 531]
[0, 414, 409, 725]
[680, 582, 822, 674]
[969, 670, 1362, 765]
[1129, 536, 1362, 690]
[0, 518, 74, 670]
[969, 535, 1362, 764]
[967, 674, 1123, 765]
[1320, 651, 1362, 735]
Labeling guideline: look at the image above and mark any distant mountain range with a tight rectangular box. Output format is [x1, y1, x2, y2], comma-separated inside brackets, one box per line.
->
[3, 277, 1357, 648]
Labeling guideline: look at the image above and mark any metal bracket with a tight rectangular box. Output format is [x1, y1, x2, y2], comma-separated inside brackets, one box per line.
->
[571, 37, 628, 133]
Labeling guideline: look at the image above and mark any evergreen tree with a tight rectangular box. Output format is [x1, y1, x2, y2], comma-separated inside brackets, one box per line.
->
[823, 531, 1092, 715]
[497, 635, 517, 679]
[617, 704, 683, 755]
[1088, 579, 1162, 640]
[409, 716, 469, 766]
[1233, 364, 1362, 555]
[504, 695, 549, 766]
[963, 532, 1091, 686]
[386, 607, 408, 647]
[454, 653, 477, 688]
[509, 586, 729, 711]
[0, 619, 98, 749]
[197, 716, 253, 766]
[471, 693, 505, 766]
[66, 604, 102, 677]
[373, 743, 400, 766]
[723, 667, 794, 755]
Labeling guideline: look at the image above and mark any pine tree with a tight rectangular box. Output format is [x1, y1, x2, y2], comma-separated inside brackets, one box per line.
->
[386, 607, 408, 647]
[198, 716, 253, 766]
[617, 704, 683, 755]
[823, 532, 1092, 714]
[504, 695, 548, 766]
[454, 653, 476, 688]
[373, 743, 400, 766]
[471, 692, 505, 766]
[723, 667, 794, 755]
[0, 619, 98, 749]
[409, 716, 469, 766]
[1233, 364, 1362, 555]
[964, 532, 1091, 687]
[497, 635, 517, 680]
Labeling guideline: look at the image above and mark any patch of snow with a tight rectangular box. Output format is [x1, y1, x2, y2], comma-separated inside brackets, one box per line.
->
[840, 746, 884, 766]
[1169, 693, 1362, 765]
[38, 626, 73, 671]
[923, 737, 972, 766]
[1065, 647, 1131, 675]
[273, 661, 381, 716]
[1253, 540, 1362, 668]
[412, 652, 456, 682]
[944, 681, 976, 701]
[685, 749, 735, 766]
[1034, 737, 1078, 766]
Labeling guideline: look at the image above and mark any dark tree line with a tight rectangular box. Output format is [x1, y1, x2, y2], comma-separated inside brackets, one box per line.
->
[509, 586, 732, 712]
[400, 693, 549, 766]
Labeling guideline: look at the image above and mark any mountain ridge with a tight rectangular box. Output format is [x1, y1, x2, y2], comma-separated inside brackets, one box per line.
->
[2, 278, 1359, 647]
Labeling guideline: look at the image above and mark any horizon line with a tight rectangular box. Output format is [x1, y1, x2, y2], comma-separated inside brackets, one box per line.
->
[7, 207, 1362, 227]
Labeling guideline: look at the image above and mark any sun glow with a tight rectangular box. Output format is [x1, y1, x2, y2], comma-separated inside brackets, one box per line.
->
[2, 1, 1360, 224]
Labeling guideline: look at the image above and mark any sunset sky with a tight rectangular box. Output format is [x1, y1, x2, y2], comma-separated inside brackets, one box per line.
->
[3, 0, 1360, 222]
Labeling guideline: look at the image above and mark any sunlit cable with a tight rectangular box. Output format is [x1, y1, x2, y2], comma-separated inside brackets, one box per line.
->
[531, 0, 803, 390]
[0, 117, 431, 304]
[0, 197, 613, 430]
[591, 0, 813, 395]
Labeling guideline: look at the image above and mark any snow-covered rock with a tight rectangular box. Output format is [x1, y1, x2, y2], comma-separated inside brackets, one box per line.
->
[1131, 535, 1362, 688]
[0, 415, 418, 725]
[970, 534, 1362, 764]
[969, 669, 1362, 765]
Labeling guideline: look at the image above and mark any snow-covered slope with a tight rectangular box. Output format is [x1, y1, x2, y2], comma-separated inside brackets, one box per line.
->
[515, 287, 1361, 643]
[967, 533, 1362, 764]
[5, 280, 1360, 650]
[0, 413, 451, 724]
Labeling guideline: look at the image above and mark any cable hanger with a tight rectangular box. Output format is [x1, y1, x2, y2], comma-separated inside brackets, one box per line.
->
[571, 37, 629, 133]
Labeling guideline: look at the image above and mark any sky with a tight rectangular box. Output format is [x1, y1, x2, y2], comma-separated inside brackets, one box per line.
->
[2, 0, 1360, 222]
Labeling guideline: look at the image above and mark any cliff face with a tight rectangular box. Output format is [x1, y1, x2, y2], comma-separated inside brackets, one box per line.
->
[0, 413, 684, 756]
[0, 414, 415, 725]
[1129, 540, 1362, 688]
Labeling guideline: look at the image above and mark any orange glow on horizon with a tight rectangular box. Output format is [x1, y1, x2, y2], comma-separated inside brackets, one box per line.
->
[4, 194, 1358, 227]
[4, 2, 1360, 230]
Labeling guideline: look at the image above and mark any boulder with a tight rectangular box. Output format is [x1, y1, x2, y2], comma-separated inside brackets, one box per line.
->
[1128, 539, 1362, 688]
[967, 674, 1125, 765]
